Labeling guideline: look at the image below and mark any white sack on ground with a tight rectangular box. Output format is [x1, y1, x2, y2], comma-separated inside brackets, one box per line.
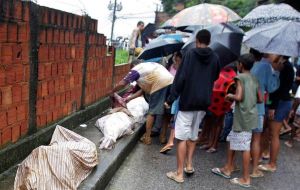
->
[14, 125, 98, 190]
[95, 97, 149, 149]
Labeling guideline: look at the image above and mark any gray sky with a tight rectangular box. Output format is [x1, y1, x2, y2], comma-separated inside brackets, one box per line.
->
[37, 0, 162, 39]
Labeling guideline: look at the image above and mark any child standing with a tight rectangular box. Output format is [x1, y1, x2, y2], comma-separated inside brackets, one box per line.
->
[211, 54, 262, 188]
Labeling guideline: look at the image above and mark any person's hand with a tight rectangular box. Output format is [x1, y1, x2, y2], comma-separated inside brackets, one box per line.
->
[164, 102, 171, 109]
[123, 97, 130, 103]
[225, 94, 234, 102]
[289, 110, 295, 119]
[268, 109, 275, 120]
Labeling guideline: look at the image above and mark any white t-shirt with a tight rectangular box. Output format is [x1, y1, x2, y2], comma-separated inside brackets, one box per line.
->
[295, 86, 300, 115]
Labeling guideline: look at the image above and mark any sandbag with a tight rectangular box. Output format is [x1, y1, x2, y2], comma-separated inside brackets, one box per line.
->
[95, 97, 149, 150]
[95, 112, 134, 149]
[14, 125, 98, 190]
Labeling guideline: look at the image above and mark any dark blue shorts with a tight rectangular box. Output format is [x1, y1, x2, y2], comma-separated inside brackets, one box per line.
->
[274, 100, 292, 122]
[148, 85, 171, 115]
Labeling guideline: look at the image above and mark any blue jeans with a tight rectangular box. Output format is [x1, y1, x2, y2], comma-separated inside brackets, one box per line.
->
[219, 111, 233, 141]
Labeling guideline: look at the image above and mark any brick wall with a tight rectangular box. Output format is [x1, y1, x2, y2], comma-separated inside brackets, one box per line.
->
[0, 0, 30, 146]
[0, 0, 130, 148]
[114, 63, 131, 85]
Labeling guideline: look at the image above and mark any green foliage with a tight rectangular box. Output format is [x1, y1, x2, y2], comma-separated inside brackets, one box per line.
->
[161, 0, 258, 17]
[115, 49, 129, 65]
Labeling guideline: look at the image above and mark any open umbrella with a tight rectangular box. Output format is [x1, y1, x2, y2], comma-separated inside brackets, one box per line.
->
[243, 20, 300, 57]
[238, 3, 300, 28]
[137, 34, 185, 60]
[142, 23, 156, 39]
[182, 23, 244, 67]
[168, 3, 241, 28]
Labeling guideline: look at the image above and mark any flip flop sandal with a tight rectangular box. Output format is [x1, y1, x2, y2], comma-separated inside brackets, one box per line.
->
[160, 146, 173, 154]
[166, 171, 184, 183]
[250, 172, 264, 178]
[184, 167, 195, 175]
[211, 168, 231, 179]
[199, 144, 209, 150]
[284, 141, 293, 148]
[206, 148, 217, 153]
[230, 178, 251, 188]
[258, 165, 276, 172]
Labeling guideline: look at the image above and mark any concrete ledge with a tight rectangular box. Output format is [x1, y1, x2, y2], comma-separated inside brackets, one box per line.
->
[78, 124, 144, 190]
[0, 97, 111, 174]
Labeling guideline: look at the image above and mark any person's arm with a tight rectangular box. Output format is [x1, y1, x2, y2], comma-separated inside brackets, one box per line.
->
[124, 89, 143, 102]
[108, 69, 140, 96]
[266, 63, 280, 93]
[129, 29, 138, 49]
[226, 79, 243, 102]
[257, 85, 263, 103]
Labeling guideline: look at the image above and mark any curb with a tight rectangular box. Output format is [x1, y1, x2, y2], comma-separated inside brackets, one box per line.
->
[78, 124, 144, 190]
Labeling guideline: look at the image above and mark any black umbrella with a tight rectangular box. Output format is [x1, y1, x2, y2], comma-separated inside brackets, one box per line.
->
[182, 23, 244, 67]
[138, 34, 184, 60]
[142, 23, 156, 39]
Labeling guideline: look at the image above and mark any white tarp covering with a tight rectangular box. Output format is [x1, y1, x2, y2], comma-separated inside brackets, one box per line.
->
[14, 125, 98, 190]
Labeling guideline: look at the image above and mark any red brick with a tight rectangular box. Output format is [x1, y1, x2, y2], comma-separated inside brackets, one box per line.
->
[11, 124, 20, 143]
[47, 80, 55, 95]
[46, 28, 53, 43]
[44, 62, 52, 78]
[18, 23, 28, 42]
[12, 85, 22, 104]
[36, 99, 43, 115]
[0, 112, 7, 130]
[21, 84, 29, 101]
[15, 65, 24, 82]
[38, 45, 49, 62]
[51, 63, 58, 77]
[17, 104, 27, 121]
[20, 121, 28, 136]
[14, 1, 22, 20]
[63, 104, 68, 116]
[1, 86, 12, 105]
[43, 98, 50, 113]
[53, 29, 59, 43]
[54, 79, 60, 93]
[7, 24, 17, 42]
[0, 23, 7, 42]
[1, 127, 11, 145]
[52, 110, 59, 121]
[37, 114, 46, 127]
[49, 96, 55, 109]
[60, 93, 66, 105]
[41, 82, 48, 97]
[54, 45, 60, 60]
[24, 65, 30, 81]
[6, 67, 16, 84]
[1, 44, 13, 63]
[55, 95, 61, 107]
[7, 107, 17, 125]
[39, 29, 46, 43]
[38, 64, 45, 80]
[46, 111, 53, 124]
[49, 46, 55, 61]
[0, 72, 5, 87]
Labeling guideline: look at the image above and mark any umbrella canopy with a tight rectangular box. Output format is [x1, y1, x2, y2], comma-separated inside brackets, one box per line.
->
[168, 3, 241, 27]
[238, 3, 300, 28]
[142, 23, 156, 39]
[243, 20, 300, 57]
[138, 34, 185, 60]
[182, 23, 244, 67]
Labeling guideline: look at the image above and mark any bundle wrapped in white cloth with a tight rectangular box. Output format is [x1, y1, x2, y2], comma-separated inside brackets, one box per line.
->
[14, 125, 98, 190]
[95, 97, 149, 149]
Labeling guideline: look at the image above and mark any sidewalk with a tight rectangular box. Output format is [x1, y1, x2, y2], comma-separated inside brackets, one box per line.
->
[0, 114, 144, 190]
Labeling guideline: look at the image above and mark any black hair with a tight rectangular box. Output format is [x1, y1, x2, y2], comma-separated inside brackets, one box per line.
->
[131, 59, 143, 66]
[137, 21, 144, 26]
[174, 51, 182, 59]
[249, 48, 263, 61]
[196, 29, 211, 45]
[238, 53, 255, 70]
[282, 55, 290, 60]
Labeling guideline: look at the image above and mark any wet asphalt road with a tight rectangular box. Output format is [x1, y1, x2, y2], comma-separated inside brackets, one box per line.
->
[106, 136, 300, 190]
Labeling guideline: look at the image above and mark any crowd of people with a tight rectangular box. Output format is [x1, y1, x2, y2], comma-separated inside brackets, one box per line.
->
[109, 20, 300, 188]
